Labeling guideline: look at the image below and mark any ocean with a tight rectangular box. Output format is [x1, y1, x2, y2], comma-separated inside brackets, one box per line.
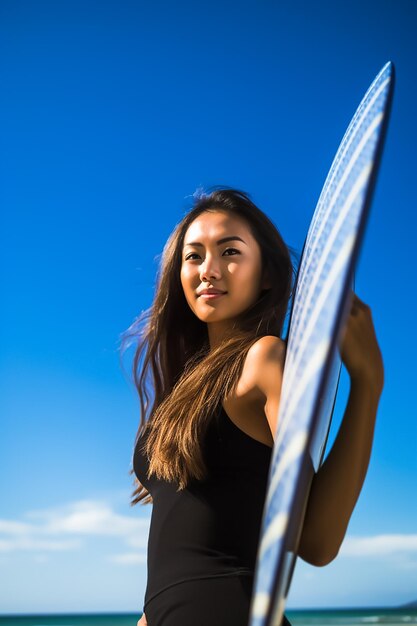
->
[0, 608, 416, 626]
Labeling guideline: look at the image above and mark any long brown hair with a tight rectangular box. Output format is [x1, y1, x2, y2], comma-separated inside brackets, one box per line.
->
[121, 188, 294, 505]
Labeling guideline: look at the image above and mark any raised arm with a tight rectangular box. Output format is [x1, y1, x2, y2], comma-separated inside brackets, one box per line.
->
[297, 293, 384, 565]
[251, 293, 384, 568]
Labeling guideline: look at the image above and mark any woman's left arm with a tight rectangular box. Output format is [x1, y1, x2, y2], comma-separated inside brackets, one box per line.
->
[297, 293, 384, 566]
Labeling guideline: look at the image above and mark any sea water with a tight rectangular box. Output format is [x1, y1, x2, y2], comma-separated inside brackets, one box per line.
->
[0, 608, 416, 626]
[287, 607, 417, 624]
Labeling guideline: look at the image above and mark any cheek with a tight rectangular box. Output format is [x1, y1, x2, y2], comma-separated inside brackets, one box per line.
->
[180, 266, 195, 300]
[239, 261, 263, 302]
[229, 259, 261, 288]
[227, 262, 239, 275]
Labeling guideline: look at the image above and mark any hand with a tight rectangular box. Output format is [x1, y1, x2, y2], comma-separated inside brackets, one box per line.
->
[137, 612, 147, 626]
[339, 292, 384, 393]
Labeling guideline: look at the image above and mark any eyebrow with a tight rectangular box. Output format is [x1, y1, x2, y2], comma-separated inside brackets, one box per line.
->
[183, 236, 247, 248]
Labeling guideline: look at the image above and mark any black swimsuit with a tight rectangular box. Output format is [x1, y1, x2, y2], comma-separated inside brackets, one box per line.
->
[133, 404, 291, 626]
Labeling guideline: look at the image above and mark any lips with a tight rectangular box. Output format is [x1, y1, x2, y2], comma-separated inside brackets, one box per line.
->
[198, 289, 227, 296]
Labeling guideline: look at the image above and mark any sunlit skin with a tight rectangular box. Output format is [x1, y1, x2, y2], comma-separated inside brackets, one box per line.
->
[179, 209, 384, 562]
[180, 210, 270, 349]
[137, 213, 384, 625]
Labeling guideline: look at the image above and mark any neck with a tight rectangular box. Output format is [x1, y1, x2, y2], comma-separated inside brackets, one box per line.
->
[207, 321, 235, 350]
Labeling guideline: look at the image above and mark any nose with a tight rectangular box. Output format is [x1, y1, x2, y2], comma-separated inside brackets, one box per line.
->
[199, 254, 221, 283]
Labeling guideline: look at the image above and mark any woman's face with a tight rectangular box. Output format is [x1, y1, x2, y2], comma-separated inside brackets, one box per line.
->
[180, 210, 267, 332]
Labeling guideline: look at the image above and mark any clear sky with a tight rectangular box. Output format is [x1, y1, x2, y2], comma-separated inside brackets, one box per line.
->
[1, 0, 416, 615]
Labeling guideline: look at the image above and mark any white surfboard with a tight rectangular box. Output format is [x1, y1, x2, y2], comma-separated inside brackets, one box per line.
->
[249, 61, 395, 626]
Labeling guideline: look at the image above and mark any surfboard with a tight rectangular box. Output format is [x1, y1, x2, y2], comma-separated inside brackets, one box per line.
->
[249, 61, 395, 626]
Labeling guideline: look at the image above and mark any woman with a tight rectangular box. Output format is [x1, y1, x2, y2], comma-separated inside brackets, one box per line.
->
[124, 188, 384, 626]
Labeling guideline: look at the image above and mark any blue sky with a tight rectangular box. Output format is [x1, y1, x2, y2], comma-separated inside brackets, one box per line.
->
[1, 0, 416, 615]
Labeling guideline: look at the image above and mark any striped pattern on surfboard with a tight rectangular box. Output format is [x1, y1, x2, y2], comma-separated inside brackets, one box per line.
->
[249, 62, 394, 626]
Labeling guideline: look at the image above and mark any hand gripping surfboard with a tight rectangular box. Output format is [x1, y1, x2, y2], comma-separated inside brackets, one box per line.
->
[249, 61, 395, 626]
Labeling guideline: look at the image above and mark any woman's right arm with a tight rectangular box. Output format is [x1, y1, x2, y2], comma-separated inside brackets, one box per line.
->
[137, 612, 147, 625]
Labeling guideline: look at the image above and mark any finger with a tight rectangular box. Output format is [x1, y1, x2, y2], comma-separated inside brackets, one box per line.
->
[351, 294, 372, 316]
[350, 296, 360, 315]
[351, 293, 370, 308]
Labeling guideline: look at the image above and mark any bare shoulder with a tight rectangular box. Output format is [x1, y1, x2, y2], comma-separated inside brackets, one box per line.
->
[239, 335, 286, 437]
[224, 336, 286, 442]
[240, 335, 286, 396]
[247, 334, 285, 372]
[247, 335, 286, 361]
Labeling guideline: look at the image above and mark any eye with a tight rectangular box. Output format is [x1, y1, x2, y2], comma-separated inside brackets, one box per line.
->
[184, 252, 201, 261]
[223, 248, 241, 256]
